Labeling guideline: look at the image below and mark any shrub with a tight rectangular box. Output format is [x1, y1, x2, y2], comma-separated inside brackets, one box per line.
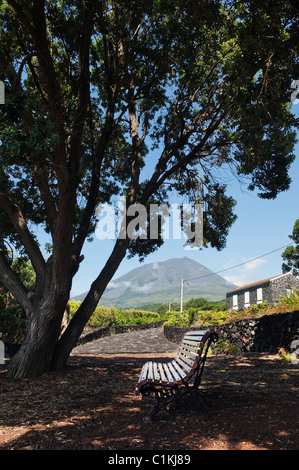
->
[113, 309, 160, 325]
[194, 309, 229, 326]
[89, 305, 118, 327]
[213, 339, 241, 355]
[163, 311, 192, 327]
[69, 300, 82, 319]
[0, 304, 26, 343]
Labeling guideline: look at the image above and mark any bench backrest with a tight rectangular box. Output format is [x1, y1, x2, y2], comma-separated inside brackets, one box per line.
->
[173, 329, 219, 382]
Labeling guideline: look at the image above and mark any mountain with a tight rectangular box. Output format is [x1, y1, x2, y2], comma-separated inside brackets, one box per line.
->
[73, 257, 237, 308]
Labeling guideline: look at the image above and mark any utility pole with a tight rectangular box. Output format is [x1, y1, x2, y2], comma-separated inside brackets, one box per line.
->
[180, 279, 191, 312]
[180, 279, 184, 313]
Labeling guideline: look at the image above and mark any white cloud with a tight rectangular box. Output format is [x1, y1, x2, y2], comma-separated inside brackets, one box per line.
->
[222, 257, 267, 287]
[131, 282, 155, 293]
[107, 280, 131, 289]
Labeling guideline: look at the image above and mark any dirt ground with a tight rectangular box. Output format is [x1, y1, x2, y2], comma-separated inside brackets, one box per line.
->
[0, 352, 298, 451]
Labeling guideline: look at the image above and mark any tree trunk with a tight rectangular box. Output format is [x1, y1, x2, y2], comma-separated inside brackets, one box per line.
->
[8, 238, 130, 378]
[8, 292, 67, 379]
[52, 238, 130, 371]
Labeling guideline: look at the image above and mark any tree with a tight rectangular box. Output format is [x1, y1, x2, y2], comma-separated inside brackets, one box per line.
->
[0, 0, 298, 378]
[282, 219, 299, 276]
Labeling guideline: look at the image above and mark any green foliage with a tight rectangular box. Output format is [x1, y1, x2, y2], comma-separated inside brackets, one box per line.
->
[0, 259, 35, 343]
[185, 297, 226, 311]
[89, 306, 118, 327]
[69, 300, 161, 328]
[163, 311, 193, 328]
[282, 219, 299, 276]
[193, 309, 228, 326]
[185, 297, 211, 309]
[213, 339, 241, 355]
[113, 309, 160, 326]
[0, 305, 26, 343]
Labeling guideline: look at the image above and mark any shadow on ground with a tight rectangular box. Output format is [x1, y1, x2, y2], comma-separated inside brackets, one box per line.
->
[0, 353, 298, 450]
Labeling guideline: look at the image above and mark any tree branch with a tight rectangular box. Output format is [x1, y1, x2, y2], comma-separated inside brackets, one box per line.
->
[0, 250, 33, 314]
[32, 165, 58, 235]
[0, 193, 46, 279]
[72, 109, 116, 258]
[69, 0, 97, 173]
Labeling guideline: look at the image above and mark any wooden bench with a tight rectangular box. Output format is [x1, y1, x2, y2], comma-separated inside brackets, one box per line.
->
[135, 328, 220, 422]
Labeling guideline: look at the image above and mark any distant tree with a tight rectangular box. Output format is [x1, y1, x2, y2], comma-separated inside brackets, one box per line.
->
[185, 297, 210, 309]
[282, 219, 299, 276]
[0, 0, 298, 378]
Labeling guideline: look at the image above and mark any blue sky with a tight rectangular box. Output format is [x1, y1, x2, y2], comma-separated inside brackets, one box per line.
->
[70, 103, 299, 299]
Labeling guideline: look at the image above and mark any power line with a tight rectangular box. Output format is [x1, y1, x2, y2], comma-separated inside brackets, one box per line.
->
[183, 242, 294, 283]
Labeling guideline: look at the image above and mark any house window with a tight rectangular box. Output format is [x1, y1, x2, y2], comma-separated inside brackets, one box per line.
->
[233, 295, 238, 310]
[257, 287, 263, 304]
[244, 291, 250, 307]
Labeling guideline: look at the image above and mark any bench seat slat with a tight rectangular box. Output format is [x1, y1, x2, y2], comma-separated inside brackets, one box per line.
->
[158, 362, 168, 386]
[147, 361, 154, 382]
[185, 330, 211, 338]
[184, 342, 201, 352]
[184, 336, 204, 343]
[175, 358, 196, 380]
[135, 362, 151, 393]
[168, 361, 183, 385]
[184, 330, 207, 338]
[175, 355, 196, 376]
[171, 360, 189, 382]
[163, 363, 176, 386]
[178, 347, 200, 361]
[153, 362, 160, 383]
[176, 350, 198, 369]
[178, 342, 200, 353]
[185, 329, 207, 334]
[139, 363, 149, 384]
[175, 355, 191, 372]
[182, 339, 203, 348]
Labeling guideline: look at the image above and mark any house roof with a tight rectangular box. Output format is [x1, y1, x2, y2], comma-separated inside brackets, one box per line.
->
[226, 273, 290, 294]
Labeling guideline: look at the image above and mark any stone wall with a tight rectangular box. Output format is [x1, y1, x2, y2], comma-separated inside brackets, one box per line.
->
[77, 320, 165, 346]
[163, 311, 299, 354]
[270, 275, 299, 303]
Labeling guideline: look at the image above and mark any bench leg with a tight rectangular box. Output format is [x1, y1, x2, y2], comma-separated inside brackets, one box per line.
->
[142, 385, 213, 423]
[144, 388, 179, 423]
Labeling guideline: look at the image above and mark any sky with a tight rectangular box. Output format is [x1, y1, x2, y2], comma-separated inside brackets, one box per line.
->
[69, 102, 299, 301]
